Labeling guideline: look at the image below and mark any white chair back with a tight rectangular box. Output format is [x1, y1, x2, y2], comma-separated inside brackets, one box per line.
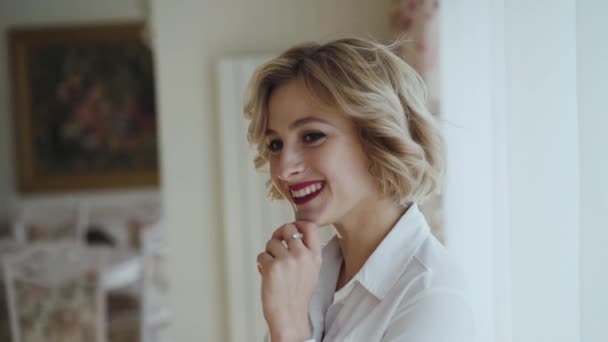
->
[12, 200, 88, 243]
[3, 241, 106, 342]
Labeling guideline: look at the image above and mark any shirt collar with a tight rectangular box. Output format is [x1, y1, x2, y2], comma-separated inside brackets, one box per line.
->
[337, 202, 431, 300]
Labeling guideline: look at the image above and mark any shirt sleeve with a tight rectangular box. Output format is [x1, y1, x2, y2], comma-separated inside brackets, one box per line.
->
[381, 289, 477, 342]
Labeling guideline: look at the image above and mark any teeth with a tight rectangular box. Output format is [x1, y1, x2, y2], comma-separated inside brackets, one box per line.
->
[291, 183, 323, 198]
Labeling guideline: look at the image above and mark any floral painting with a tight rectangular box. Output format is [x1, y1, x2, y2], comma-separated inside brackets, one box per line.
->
[10, 23, 158, 192]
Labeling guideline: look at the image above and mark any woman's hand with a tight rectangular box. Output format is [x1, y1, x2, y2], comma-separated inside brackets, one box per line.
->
[257, 221, 322, 342]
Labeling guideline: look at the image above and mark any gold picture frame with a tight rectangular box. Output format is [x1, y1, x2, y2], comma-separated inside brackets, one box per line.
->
[9, 22, 159, 192]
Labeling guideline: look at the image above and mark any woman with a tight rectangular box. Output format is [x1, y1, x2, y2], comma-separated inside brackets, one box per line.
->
[244, 38, 476, 342]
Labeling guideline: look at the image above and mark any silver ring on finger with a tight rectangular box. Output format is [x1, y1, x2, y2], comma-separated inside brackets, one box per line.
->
[290, 232, 303, 240]
[282, 232, 303, 248]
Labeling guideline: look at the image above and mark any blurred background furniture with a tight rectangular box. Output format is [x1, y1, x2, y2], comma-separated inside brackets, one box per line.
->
[0, 198, 166, 341]
[140, 220, 170, 342]
[3, 241, 106, 342]
[86, 199, 162, 252]
[96, 245, 143, 342]
[12, 200, 88, 243]
[0, 238, 24, 342]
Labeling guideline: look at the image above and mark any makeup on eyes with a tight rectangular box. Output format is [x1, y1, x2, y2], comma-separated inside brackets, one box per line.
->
[302, 131, 326, 144]
[266, 129, 328, 153]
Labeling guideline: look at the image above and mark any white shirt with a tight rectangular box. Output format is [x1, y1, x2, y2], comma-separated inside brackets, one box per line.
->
[302, 203, 476, 342]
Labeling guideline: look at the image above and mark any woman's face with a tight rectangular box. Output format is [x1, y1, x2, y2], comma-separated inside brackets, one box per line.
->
[266, 78, 379, 226]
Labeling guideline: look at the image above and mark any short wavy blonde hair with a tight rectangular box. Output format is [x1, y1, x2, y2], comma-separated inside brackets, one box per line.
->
[244, 37, 444, 203]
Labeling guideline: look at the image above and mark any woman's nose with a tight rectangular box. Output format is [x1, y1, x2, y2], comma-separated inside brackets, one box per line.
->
[276, 149, 305, 181]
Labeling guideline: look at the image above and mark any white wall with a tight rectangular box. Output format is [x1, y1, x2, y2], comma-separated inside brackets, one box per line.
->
[577, 1, 608, 342]
[149, 0, 390, 340]
[0, 0, 159, 227]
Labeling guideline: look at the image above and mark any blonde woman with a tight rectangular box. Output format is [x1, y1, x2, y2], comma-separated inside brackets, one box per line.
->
[245, 38, 476, 342]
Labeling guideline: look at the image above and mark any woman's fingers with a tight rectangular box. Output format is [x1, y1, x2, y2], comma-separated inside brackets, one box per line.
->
[271, 223, 306, 251]
[294, 221, 321, 255]
[259, 222, 320, 278]
[271, 223, 299, 240]
[265, 239, 289, 258]
[256, 252, 273, 274]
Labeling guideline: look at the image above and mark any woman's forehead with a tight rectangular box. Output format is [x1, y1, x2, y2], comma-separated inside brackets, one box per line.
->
[265, 78, 355, 132]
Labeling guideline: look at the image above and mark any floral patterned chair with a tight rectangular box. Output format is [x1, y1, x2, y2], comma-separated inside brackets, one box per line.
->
[12, 201, 88, 243]
[140, 220, 170, 342]
[3, 241, 106, 342]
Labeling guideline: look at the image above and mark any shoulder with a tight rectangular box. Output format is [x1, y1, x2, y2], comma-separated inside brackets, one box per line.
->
[398, 234, 470, 298]
[384, 285, 477, 342]
[385, 238, 477, 342]
[386, 235, 476, 340]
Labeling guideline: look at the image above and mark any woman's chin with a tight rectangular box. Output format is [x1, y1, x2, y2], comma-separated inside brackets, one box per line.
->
[294, 209, 326, 226]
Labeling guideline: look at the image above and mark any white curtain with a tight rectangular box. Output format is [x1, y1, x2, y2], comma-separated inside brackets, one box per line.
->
[577, 2, 608, 342]
[440, 1, 584, 341]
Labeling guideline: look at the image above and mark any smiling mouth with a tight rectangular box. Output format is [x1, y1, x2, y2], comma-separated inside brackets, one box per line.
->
[290, 182, 324, 205]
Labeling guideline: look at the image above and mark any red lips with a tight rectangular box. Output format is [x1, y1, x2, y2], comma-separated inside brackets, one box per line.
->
[288, 180, 324, 191]
[289, 181, 325, 205]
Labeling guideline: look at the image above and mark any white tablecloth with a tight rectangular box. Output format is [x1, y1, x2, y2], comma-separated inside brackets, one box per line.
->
[94, 247, 142, 290]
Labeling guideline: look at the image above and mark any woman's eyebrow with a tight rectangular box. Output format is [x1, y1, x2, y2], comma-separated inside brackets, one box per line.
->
[266, 116, 334, 135]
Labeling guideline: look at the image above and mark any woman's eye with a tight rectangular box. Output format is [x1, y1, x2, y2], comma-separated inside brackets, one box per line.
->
[267, 139, 283, 152]
[302, 132, 326, 144]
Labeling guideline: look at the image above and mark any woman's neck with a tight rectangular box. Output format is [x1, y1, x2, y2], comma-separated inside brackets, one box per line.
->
[333, 198, 409, 290]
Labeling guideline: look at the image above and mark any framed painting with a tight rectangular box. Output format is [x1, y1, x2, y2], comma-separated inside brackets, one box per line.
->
[9, 22, 159, 192]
